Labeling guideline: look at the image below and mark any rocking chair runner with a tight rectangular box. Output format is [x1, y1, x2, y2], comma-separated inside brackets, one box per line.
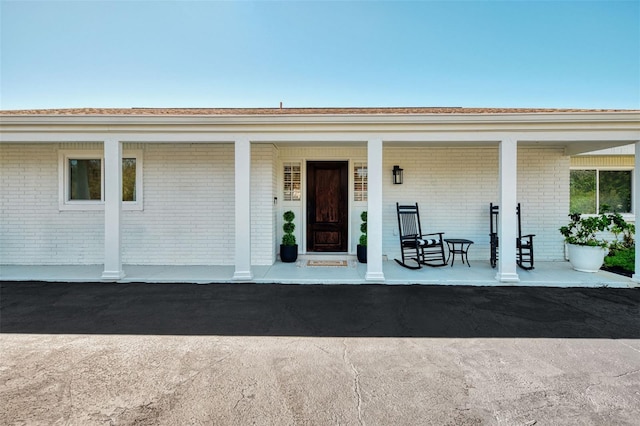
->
[395, 203, 447, 269]
[489, 202, 535, 270]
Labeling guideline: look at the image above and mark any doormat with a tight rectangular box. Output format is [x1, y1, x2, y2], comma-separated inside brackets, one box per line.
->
[307, 260, 348, 267]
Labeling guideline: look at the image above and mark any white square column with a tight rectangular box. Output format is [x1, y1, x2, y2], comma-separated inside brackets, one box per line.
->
[233, 138, 253, 280]
[633, 142, 640, 282]
[101, 138, 125, 280]
[366, 138, 385, 281]
[496, 137, 519, 283]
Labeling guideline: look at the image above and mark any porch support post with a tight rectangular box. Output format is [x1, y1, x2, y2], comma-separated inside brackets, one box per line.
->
[101, 138, 125, 281]
[233, 137, 253, 280]
[496, 137, 520, 283]
[633, 142, 640, 282]
[366, 138, 385, 281]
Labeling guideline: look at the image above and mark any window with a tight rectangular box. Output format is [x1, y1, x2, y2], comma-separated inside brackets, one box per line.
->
[122, 158, 137, 202]
[570, 169, 632, 214]
[59, 150, 142, 210]
[283, 162, 301, 201]
[354, 162, 367, 201]
[69, 159, 102, 200]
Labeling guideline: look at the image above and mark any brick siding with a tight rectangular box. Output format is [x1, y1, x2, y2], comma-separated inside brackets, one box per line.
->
[1, 143, 569, 266]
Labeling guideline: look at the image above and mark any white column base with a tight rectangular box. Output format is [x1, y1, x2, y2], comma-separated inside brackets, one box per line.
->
[101, 270, 126, 281]
[632, 274, 640, 283]
[233, 271, 254, 281]
[365, 272, 385, 282]
[495, 272, 520, 283]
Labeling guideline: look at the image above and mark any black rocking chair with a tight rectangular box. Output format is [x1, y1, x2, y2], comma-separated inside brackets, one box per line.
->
[489, 203, 499, 268]
[395, 203, 447, 269]
[489, 202, 535, 270]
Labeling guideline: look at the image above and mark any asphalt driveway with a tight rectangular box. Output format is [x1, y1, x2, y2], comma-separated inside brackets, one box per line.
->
[1, 282, 639, 425]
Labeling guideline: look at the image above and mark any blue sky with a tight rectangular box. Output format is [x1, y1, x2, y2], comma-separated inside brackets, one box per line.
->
[1, 0, 638, 110]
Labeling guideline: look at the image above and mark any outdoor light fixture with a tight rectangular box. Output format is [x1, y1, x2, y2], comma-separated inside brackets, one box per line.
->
[392, 165, 404, 184]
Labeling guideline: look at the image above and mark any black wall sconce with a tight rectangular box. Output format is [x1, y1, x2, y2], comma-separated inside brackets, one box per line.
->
[392, 165, 404, 184]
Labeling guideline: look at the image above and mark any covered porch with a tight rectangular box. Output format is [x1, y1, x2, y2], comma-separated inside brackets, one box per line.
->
[1, 260, 636, 288]
[2, 108, 639, 285]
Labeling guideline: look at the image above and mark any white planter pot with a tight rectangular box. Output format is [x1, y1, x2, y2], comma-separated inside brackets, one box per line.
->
[567, 244, 608, 273]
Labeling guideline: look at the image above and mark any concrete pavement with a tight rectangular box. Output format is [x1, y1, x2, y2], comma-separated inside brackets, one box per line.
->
[1, 282, 639, 425]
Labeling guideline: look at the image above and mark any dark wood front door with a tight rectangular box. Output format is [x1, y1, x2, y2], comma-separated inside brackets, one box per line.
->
[307, 161, 348, 252]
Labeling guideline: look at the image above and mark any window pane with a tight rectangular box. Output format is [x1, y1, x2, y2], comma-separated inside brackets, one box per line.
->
[283, 162, 301, 201]
[69, 159, 101, 200]
[122, 158, 136, 202]
[354, 163, 368, 201]
[600, 170, 632, 213]
[570, 170, 596, 214]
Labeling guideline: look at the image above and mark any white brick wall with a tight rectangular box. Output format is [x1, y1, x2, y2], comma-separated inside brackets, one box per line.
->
[122, 143, 235, 265]
[0, 144, 104, 264]
[1, 143, 570, 266]
[251, 144, 276, 265]
[384, 147, 569, 262]
[0, 142, 277, 266]
[518, 147, 570, 261]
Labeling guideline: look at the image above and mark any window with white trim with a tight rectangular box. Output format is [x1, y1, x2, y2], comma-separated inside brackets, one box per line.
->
[283, 162, 301, 201]
[354, 162, 367, 201]
[59, 150, 143, 210]
[570, 168, 632, 214]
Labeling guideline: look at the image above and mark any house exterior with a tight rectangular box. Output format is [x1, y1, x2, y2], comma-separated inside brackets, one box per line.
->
[1, 107, 639, 283]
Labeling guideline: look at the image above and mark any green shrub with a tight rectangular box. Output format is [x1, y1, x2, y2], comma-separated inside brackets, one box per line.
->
[283, 222, 295, 234]
[560, 210, 635, 250]
[282, 233, 297, 247]
[283, 210, 295, 223]
[605, 247, 635, 273]
[359, 211, 367, 247]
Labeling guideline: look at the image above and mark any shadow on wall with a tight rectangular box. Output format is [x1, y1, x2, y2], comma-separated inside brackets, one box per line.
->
[1, 282, 639, 338]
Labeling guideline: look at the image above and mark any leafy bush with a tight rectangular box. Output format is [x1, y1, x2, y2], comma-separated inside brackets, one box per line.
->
[607, 211, 635, 251]
[604, 247, 635, 273]
[560, 210, 635, 250]
[559, 213, 612, 247]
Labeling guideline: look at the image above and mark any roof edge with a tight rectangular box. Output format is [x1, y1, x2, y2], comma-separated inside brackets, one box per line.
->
[1, 106, 639, 117]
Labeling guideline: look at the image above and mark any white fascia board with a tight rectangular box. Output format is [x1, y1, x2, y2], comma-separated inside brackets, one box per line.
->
[1, 111, 639, 127]
[1, 111, 638, 145]
[2, 129, 639, 147]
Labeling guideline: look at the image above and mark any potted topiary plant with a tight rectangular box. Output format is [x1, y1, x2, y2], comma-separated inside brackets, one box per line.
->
[559, 212, 612, 272]
[280, 210, 298, 263]
[357, 211, 367, 263]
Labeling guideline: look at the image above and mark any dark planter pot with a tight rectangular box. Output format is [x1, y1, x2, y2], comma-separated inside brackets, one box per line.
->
[280, 244, 298, 263]
[357, 244, 367, 263]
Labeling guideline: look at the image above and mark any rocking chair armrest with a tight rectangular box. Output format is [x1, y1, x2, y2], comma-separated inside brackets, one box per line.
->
[518, 234, 535, 248]
[421, 232, 444, 238]
[399, 234, 420, 244]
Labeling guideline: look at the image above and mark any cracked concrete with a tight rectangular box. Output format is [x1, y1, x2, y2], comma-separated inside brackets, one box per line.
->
[1, 282, 639, 424]
[342, 339, 364, 426]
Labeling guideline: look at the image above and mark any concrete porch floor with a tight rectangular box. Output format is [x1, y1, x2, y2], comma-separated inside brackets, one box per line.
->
[1, 260, 637, 288]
